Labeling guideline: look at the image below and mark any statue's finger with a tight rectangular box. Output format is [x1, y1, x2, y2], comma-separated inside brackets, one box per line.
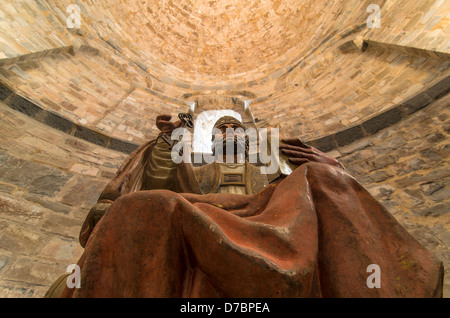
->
[281, 138, 300, 146]
[281, 149, 314, 159]
[173, 120, 183, 129]
[156, 114, 172, 121]
[288, 158, 309, 166]
[279, 144, 314, 153]
[296, 139, 311, 149]
[281, 138, 312, 149]
[156, 119, 174, 130]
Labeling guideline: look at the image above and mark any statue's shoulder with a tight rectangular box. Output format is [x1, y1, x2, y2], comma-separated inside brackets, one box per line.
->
[193, 163, 218, 194]
[247, 163, 271, 193]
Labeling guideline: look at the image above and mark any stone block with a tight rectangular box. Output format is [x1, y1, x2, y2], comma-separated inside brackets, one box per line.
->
[0, 82, 13, 100]
[30, 174, 73, 197]
[373, 135, 407, 152]
[59, 176, 108, 208]
[337, 40, 360, 53]
[395, 167, 450, 188]
[379, 199, 400, 216]
[0, 283, 31, 298]
[7, 94, 43, 119]
[102, 161, 120, 169]
[428, 187, 450, 202]
[425, 75, 450, 100]
[420, 181, 444, 196]
[0, 255, 10, 274]
[338, 138, 373, 155]
[0, 194, 45, 224]
[312, 135, 337, 152]
[1, 257, 63, 287]
[109, 138, 139, 154]
[413, 202, 450, 217]
[0, 223, 43, 255]
[368, 155, 396, 170]
[43, 111, 74, 134]
[74, 125, 109, 147]
[409, 229, 444, 250]
[40, 213, 83, 239]
[408, 158, 428, 171]
[370, 170, 394, 183]
[0, 156, 73, 196]
[22, 193, 71, 215]
[402, 189, 426, 207]
[69, 164, 99, 177]
[39, 237, 83, 262]
[401, 92, 433, 115]
[395, 139, 431, 157]
[0, 183, 15, 194]
[19, 135, 68, 159]
[335, 125, 365, 147]
[362, 107, 404, 135]
[64, 138, 93, 152]
[420, 149, 443, 162]
[425, 132, 446, 144]
[366, 184, 396, 200]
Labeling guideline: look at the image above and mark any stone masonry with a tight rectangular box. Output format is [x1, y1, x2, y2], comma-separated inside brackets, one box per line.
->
[0, 0, 448, 298]
[0, 93, 448, 297]
[0, 101, 126, 297]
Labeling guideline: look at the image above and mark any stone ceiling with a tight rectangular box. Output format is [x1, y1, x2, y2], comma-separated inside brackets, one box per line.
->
[87, 0, 348, 83]
[0, 0, 449, 144]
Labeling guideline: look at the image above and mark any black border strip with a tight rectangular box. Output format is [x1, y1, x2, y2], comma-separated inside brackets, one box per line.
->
[308, 74, 450, 152]
[0, 83, 139, 154]
[0, 74, 449, 154]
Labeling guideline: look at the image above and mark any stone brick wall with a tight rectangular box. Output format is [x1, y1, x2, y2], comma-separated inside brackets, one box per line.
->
[0, 0, 448, 143]
[332, 93, 450, 296]
[0, 0, 448, 298]
[1, 92, 448, 297]
[0, 101, 126, 297]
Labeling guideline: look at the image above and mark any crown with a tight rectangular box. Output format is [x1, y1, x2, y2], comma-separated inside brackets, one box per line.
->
[213, 116, 245, 129]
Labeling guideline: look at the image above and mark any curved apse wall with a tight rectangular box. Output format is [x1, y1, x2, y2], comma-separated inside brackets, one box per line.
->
[0, 0, 449, 297]
[0, 0, 448, 144]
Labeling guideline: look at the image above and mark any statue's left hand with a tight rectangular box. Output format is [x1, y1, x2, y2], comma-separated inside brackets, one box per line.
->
[279, 138, 344, 170]
[156, 114, 182, 134]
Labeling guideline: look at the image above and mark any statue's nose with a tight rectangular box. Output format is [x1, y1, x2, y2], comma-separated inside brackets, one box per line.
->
[225, 131, 236, 137]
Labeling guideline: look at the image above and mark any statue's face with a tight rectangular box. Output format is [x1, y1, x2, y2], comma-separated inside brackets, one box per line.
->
[214, 123, 244, 142]
[212, 122, 247, 155]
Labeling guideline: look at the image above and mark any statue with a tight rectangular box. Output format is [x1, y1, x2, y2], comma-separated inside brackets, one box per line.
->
[45, 114, 444, 298]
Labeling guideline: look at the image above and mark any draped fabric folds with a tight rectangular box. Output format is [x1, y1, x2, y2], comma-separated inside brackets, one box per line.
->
[62, 140, 443, 297]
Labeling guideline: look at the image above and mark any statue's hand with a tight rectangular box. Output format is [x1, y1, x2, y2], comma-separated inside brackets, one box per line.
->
[79, 201, 112, 247]
[156, 114, 182, 134]
[279, 138, 344, 170]
[87, 202, 112, 227]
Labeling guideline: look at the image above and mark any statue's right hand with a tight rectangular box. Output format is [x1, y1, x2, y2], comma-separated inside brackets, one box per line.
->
[79, 201, 112, 247]
[280, 138, 345, 170]
[156, 115, 182, 134]
[86, 202, 112, 229]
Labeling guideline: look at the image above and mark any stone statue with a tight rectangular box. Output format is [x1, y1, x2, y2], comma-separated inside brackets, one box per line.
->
[45, 114, 443, 298]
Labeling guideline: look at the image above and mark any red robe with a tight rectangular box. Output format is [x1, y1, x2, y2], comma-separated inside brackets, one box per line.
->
[62, 139, 443, 298]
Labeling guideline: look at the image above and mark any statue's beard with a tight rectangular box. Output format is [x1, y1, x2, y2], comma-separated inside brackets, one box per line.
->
[212, 136, 248, 157]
